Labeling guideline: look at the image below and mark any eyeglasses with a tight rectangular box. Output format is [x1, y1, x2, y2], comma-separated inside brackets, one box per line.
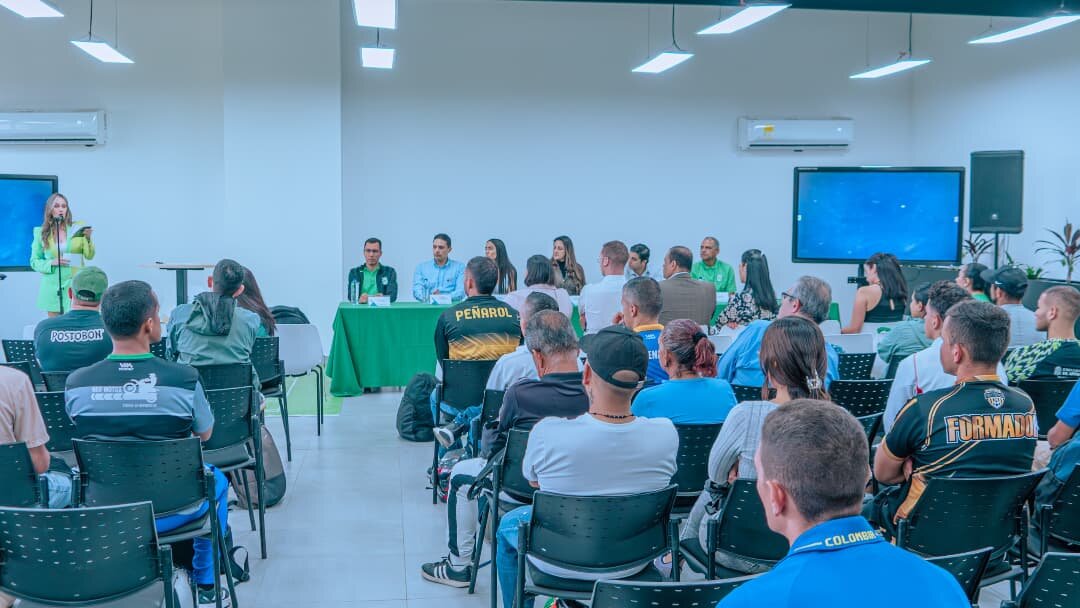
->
[781, 292, 798, 304]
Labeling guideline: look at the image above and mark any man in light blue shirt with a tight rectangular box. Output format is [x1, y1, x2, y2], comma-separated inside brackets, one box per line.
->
[717, 276, 839, 388]
[413, 233, 466, 302]
[624, 243, 661, 281]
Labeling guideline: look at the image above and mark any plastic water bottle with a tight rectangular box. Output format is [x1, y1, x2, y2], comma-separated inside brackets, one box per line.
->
[348, 278, 359, 304]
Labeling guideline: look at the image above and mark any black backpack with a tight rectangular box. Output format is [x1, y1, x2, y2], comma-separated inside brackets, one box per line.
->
[271, 305, 310, 325]
[397, 372, 437, 442]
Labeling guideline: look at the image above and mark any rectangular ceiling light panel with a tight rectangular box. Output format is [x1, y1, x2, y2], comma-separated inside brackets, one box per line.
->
[698, 4, 789, 35]
[969, 15, 1080, 44]
[632, 51, 693, 73]
[354, 0, 396, 29]
[0, 0, 62, 18]
[361, 47, 395, 69]
[70, 39, 134, 64]
[850, 59, 930, 79]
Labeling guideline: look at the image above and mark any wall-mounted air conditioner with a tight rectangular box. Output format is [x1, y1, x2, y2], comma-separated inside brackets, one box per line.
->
[738, 117, 853, 151]
[0, 111, 106, 146]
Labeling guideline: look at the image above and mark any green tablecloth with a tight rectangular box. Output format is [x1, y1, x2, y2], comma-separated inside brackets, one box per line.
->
[327, 302, 583, 396]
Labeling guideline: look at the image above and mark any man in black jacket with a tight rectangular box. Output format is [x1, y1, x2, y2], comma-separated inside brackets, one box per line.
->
[346, 237, 398, 302]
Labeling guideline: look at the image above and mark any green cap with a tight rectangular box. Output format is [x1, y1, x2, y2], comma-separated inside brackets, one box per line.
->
[71, 266, 108, 302]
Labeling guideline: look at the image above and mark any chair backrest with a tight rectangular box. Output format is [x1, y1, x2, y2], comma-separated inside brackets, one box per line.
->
[898, 470, 1045, 558]
[200, 386, 256, 452]
[194, 362, 254, 390]
[1044, 466, 1080, 547]
[885, 356, 902, 380]
[499, 429, 536, 502]
[527, 485, 677, 573]
[830, 379, 892, 417]
[1, 340, 41, 386]
[1017, 379, 1077, 439]
[0, 361, 34, 384]
[590, 577, 756, 608]
[251, 336, 282, 384]
[731, 384, 764, 403]
[34, 391, 77, 455]
[479, 389, 506, 427]
[714, 479, 790, 564]
[925, 546, 994, 604]
[149, 337, 169, 360]
[1013, 552, 1080, 608]
[276, 323, 325, 375]
[855, 414, 882, 445]
[41, 370, 70, 392]
[440, 359, 497, 409]
[838, 352, 876, 380]
[74, 437, 208, 517]
[0, 502, 170, 606]
[0, 443, 44, 508]
[824, 333, 874, 354]
[672, 424, 724, 498]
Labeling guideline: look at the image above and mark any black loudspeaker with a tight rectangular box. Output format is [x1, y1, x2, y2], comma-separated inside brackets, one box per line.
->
[970, 150, 1024, 234]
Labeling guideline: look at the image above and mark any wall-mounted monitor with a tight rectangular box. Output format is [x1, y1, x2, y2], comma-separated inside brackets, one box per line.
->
[792, 167, 964, 265]
[0, 174, 58, 271]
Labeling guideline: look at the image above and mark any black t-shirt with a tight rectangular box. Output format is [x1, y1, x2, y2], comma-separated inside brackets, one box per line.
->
[434, 295, 521, 362]
[33, 309, 113, 372]
[482, 371, 589, 458]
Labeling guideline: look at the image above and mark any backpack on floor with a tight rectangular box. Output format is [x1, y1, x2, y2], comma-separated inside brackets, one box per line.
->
[397, 372, 437, 442]
[270, 305, 310, 325]
[228, 426, 287, 509]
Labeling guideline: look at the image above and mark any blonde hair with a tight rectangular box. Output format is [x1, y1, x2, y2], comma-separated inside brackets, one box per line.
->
[40, 193, 73, 248]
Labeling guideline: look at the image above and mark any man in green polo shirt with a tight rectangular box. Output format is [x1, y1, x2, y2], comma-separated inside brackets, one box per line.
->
[33, 266, 112, 372]
[691, 236, 736, 294]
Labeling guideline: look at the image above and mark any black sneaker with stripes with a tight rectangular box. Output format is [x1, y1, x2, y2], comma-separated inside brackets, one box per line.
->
[420, 556, 472, 588]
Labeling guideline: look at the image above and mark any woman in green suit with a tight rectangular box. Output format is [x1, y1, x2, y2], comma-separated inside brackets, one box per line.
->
[30, 193, 96, 316]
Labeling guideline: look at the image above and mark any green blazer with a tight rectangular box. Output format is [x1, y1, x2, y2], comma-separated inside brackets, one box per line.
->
[30, 225, 96, 313]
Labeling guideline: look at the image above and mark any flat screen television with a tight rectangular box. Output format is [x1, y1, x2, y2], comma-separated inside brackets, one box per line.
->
[792, 167, 964, 265]
[0, 174, 58, 271]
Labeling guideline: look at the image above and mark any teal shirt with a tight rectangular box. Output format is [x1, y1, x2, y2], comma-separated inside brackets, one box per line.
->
[168, 297, 262, 388]
[691, 260, 736, 293]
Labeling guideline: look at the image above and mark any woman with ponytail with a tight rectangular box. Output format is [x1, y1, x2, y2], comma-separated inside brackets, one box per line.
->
[631, 319, 737, 424]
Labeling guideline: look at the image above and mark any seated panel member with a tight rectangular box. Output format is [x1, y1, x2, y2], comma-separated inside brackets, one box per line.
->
[1005, 286, 1080, 383]
[872, 301, 1037, 536]
[691, 236, 736, 294]
[983, 265, 1042, 347]
[624, 243, 661, 281]
[718, 400, 968, 608]
[659, 246, 716, 326]
[347, 237, 398, 303]
[33, 266, 112, 372]
[413, 233, 466, 302]
[715, 249, 778, 329]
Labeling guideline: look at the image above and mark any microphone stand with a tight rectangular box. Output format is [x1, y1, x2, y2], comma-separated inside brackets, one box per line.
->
[53, 216, 64, 315]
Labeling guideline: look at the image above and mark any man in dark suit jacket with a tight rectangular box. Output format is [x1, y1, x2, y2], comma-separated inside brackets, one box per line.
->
[347, 237, 398, 302]
[658, 246, 716, 325]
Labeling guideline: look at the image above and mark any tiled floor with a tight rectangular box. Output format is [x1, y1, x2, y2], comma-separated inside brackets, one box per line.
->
[234, 391, 1013, 607]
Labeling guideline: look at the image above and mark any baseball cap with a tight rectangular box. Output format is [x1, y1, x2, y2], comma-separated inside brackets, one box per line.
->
[581, 325, 649, 389]
[71, 266, 108, 302]
[980, 266, 1027, 298]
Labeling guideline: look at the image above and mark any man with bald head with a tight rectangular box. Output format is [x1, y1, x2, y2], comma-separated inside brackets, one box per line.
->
[659, 246, 716, 325]
[692, 236, 736, 295]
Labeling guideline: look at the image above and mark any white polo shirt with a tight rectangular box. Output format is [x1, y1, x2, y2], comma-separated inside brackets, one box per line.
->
[578, 274, 627, 335]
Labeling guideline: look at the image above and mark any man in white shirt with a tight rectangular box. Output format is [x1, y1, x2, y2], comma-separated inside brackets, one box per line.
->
[983, 266, 1043, 347]
[493, 325, 679, 608]
[884, 281, 1006, 431]
[578, 241, 629, 334]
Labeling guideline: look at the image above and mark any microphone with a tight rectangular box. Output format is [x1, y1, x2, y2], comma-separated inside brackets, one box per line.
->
[53, 213, 64, 223]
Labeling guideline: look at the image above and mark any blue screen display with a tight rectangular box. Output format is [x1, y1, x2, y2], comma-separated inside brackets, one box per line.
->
[794, 169, 963, 263]
[0, 176, 56, 270]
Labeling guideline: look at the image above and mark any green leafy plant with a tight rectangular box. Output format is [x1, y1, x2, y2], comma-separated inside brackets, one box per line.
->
[1036, 219, 1080, 283]
[964, 235, 993, 265]
[1004, 252, 1046, 280]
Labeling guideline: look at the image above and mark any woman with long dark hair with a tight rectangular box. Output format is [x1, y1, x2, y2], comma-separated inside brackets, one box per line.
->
[30, 193, 96, 316]
[716, 249, 778, 329]
[842, 252, 909, 334]
[956, 262, 991, 302]
[484, 238, 518, 294]
[551, 235, 586, 296]
[505, 254, 573, 318]
[237, 266, 276, 336]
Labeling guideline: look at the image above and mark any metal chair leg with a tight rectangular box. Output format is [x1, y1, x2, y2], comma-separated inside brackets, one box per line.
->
[469, 499, 490, 594]
[254, 431, 268, 559]
[278, 391, 292, 462]
[210, 488, 239, 608]
[240, 472, 256, 531]
[316, 366, 325, 435]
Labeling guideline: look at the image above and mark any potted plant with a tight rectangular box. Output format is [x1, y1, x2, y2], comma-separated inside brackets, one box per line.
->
[963, 235, 993, 265]
[1023, 221, 1080, 335]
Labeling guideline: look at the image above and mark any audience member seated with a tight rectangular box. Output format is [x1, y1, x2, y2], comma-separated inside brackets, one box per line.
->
[876, 282, 933, 371]
[718, 400, 969, 608]
[1005, 286, 1080, 383]
[33, 266, 111, 372]
[494, 325, 678, 608]
[883, 281, 1005, 432]
[624, 243, 660, 280]
[0, 366, 72, 508]
[683, 316, 830, 574]
[551, 235, 586, 296]
[347, 237, 399, 303]
[1048, 380, 1080, 448]
[413, 233, 466, 302]
[715, 249, 777, 329]
[957, 262, 991, 302]
[505, 254, 574, 319]
[66, 280, 234, 606]
[659, 246, 715, 325]
[421, 310, 587, 588]
[983, 265, 1041, 347]
[613, 277, 668, 385]
[631, 319, 736, 424]
[691, 236, 736, 295]
[485, 238, 518, 294]
[1033, 434, 1080, 552]
[578, 240, 628, 334]
[871, 301, 1037, 538]
[237, 266, 276, 336]
[842, 252, 907, 334]
[432, 291, 560, 449]
[717, 275, 839, 388]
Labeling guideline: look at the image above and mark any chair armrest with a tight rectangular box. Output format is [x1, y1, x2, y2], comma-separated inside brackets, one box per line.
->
[706, 517, 719, 580]
[37, 474, 50, 508]
[515, 520, 530, 608]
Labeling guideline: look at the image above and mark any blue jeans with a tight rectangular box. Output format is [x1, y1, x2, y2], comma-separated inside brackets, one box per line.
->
[496, 506, 533, 608]
[45, 471, 72, 508]
[155, 466, 229, 586]
[429, 388, 481, 454]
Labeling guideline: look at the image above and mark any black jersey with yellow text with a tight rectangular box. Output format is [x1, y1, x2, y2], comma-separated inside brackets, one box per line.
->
[434, 295, 522, 362]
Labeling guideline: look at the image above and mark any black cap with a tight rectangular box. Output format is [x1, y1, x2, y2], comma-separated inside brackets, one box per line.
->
[581, 325, 649, 389]
[980, 266, 1028, 298]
